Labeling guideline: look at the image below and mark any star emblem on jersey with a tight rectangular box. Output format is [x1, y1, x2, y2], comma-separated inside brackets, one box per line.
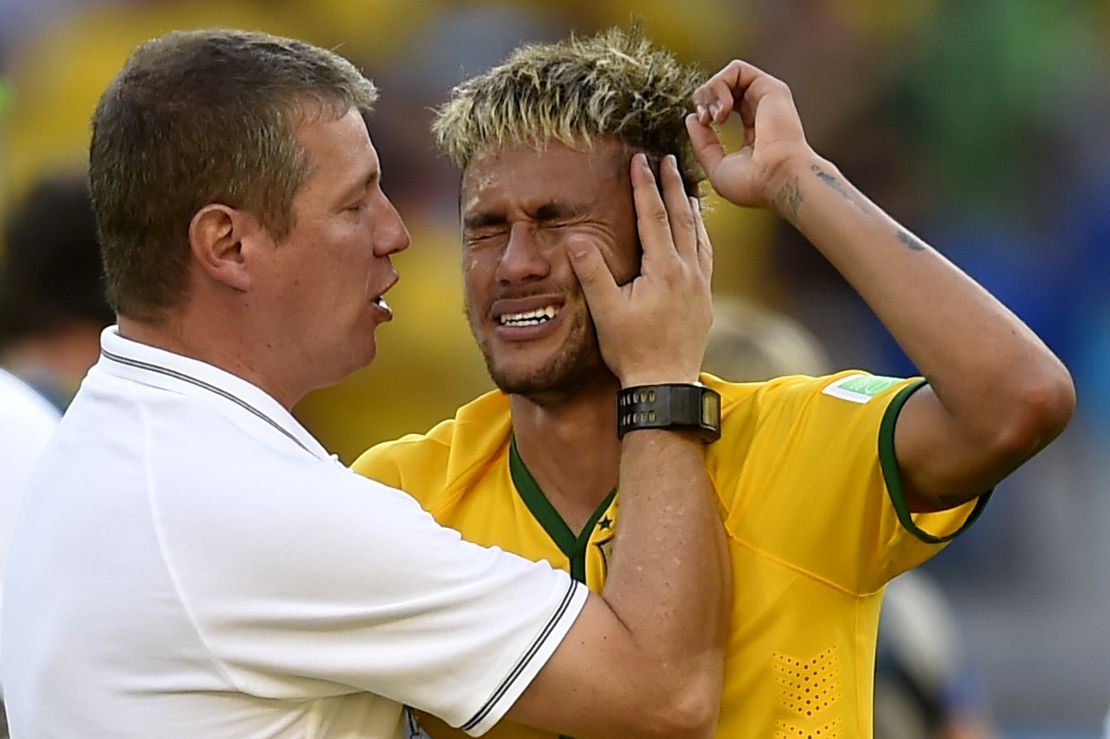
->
[597, 515, 613, 531]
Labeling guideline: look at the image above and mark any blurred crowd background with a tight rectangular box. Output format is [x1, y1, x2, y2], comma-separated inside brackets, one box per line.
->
[0, 1, 1107, 736]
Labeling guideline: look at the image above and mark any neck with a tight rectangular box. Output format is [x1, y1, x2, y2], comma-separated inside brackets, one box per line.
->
[509, 374, 622, 533]
[118, 309, 303, 411]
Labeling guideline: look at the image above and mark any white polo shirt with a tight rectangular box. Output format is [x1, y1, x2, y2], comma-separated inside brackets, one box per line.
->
[1, 327, 587, 738]
[0, 368, 60, 686]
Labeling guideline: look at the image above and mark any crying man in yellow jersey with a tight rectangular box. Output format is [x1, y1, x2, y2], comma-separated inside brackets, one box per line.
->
[353, 26, 1074, 739]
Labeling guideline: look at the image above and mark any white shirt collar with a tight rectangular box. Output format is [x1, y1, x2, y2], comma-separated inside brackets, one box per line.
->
[97, 326, 331, 460]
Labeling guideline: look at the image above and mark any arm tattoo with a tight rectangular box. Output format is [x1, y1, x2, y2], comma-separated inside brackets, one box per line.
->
[896, 229, 927, 252]
[811, 164, 868, 214]
[774, 176, 803, 225]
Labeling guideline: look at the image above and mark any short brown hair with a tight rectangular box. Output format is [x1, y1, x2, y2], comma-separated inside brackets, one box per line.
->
[433, 25, 703, 189]
[89, 29, 378, 320]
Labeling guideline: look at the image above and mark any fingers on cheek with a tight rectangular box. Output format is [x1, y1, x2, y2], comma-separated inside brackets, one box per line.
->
[563, 235, 600, 265]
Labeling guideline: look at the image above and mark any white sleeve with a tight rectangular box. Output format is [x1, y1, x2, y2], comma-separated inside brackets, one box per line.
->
[156, 456, 588, 735]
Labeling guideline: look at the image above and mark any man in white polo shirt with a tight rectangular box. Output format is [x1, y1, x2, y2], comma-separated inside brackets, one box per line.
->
[0, 369, 58, 686]
[1, 29, 729, 739]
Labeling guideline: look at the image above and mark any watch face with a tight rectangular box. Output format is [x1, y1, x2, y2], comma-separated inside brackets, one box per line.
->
[701, 388, 721, 426]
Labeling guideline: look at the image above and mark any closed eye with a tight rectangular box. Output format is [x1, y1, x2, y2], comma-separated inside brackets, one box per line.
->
[464, 228, 507, 246]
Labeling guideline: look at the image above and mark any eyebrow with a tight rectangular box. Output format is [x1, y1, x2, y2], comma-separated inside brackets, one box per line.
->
[535, 201, 587, 221]
[462, 210, 506, 230]
[462, 200, 588, 230]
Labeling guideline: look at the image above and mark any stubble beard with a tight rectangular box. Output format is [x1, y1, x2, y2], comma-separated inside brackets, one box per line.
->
[469, 302, 609, 405]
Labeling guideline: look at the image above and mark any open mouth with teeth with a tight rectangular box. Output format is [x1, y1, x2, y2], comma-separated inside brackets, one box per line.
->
[373, 296, 390, 311]
[499, 305, 559, 327]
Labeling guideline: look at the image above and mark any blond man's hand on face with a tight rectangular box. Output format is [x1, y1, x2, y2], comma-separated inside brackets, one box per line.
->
[567, 152, 713, 387]
[686, 59, 813, 214]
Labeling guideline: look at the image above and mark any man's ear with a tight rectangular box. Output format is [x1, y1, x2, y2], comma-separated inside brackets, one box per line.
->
[188, 204, 257, 292]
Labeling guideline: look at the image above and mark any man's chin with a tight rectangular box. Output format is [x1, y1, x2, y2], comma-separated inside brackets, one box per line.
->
[489, 371, 559, 397]
[488, 359, 607, 402]
[485, 353, 560, 395]
[480, 322, 606, 400]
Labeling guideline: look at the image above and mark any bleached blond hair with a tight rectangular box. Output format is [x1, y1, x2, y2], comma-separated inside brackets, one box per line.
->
[433, 25, 704, 190]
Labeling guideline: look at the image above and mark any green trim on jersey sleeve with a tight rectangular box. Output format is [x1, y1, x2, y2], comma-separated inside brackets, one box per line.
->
[878, 380, 992, 544]
[509, 436, 616, 583]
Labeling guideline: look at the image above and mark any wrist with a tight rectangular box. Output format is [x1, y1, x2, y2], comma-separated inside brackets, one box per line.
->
[617, 382, 722, 443]
[762, 148, 827, 216]
[618, 370, 702, 389]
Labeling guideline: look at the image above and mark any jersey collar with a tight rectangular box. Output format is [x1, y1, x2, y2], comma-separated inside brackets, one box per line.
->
[509, 436, 616, 582]
[97, 326, 330, 460]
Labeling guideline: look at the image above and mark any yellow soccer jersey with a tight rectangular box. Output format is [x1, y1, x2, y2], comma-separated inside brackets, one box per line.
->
[352, 371, 988, 739]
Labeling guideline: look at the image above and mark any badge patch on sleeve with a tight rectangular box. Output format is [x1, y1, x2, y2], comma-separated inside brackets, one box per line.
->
[821, 374, 903, 404]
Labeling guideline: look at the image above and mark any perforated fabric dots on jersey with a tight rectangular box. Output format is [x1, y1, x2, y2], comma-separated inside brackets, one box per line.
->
[773, 645, 842, 732]
[774, 717, 843, 738]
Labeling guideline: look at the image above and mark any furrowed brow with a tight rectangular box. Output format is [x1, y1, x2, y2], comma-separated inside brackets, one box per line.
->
[534, 200, 588, 221]
[463, 210, 507, 230]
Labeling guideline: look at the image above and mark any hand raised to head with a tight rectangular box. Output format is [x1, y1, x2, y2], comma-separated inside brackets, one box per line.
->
[685, 60, 812, 210]
[568, 153, 713, 387]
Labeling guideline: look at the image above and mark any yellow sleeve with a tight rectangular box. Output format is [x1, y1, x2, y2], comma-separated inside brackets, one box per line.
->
[709, 372, 987, 595]
[877, 380, 990, 546]
[351, 435, 451, 512]
[351, 443, 404, 489]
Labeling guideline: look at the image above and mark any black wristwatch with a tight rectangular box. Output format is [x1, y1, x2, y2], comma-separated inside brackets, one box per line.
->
[616, 382, 722, 443]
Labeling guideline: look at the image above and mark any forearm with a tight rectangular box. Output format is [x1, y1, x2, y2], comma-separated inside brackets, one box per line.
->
[510, 431, 729, 739]
[507, 152, 726, 738]
[603, 428, 730, 714]
[579, 151, 728, 692]
[688, 58, 1072, 483]
[772, 153, 1074, 498]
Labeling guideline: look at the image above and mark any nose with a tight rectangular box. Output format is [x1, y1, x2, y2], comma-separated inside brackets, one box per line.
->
[373, 194, 411, 257]
[496, 223, 551, 284]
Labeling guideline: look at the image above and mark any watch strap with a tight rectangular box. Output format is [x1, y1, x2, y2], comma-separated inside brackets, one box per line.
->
[616, 382, 722, 443]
